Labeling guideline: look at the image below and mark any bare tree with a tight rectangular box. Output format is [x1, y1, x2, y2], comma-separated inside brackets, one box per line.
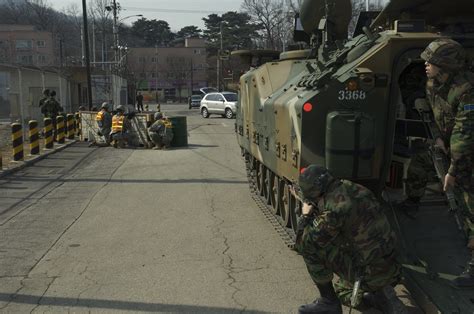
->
[88, 0, 114, 64]
[241, 0, 293, 51]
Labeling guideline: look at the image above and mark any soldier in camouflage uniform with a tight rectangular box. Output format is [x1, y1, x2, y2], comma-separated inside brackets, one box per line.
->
[41, 90, 63, 141]
[148, 112, 174, 150]
[38, 89, 50, 111]
[294, 165, 401, 314]
[406, 39, 474, 287]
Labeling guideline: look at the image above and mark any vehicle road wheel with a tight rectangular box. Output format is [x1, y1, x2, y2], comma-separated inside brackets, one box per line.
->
[270, 173, 280, 215]
[280, 182, 292, 227]
[201, 107, 210, 118]
[258, 163, 268, 197]
[264, 168, 272, 205]
[291, 201, 300, 232]
[255, 161, 262, 195]
[225, 108, 233, 119]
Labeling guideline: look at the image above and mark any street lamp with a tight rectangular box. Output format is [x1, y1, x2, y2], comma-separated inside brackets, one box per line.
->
[106, 0, 143, 64]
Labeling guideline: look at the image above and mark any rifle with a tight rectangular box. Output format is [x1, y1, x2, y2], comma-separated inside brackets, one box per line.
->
[415, 100, 463, 231]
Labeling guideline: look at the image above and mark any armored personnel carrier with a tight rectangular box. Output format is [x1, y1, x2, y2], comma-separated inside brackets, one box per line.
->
[235, 0, 474, 312]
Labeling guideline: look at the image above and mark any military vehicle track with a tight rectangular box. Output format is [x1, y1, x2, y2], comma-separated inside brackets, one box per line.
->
[245, 160, 296, 248]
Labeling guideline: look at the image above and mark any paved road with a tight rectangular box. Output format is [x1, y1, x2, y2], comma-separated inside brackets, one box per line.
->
[0, 104, 320, 313]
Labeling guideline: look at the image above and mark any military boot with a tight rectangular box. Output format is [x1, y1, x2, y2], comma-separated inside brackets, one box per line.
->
[453, 252, 474, 287]
[399, 197, 420, 219]
[363, 285, 410, 314]
[298, 282, 342, 314]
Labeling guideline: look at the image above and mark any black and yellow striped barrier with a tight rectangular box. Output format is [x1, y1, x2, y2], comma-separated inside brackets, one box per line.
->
[75, 112, 81, 136]
[11, 123, 23, 161]
[44, 118, 53, 149]
[66, 114, 75, 140]
[28, 120, 40, 155]
[56, 115, 65, 144]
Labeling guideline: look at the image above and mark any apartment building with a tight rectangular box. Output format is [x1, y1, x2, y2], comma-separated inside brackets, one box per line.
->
[127, 38, 208, 102]
[0, 24, 55, 67]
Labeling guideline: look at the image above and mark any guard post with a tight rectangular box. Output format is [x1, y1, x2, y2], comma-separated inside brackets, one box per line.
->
[28, 120, 40, 155]
[66, 114, 75, 139]
[56, 115, 65, 144]
[11, 123, 23, 161]
[44, 118, 54, 149]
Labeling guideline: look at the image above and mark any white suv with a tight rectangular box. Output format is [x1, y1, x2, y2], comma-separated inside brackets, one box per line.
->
[199, 92, 237, 119]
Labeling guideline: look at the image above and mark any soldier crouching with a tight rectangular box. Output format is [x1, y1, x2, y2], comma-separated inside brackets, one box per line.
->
[148, 112, 173, 150]
[293, 165, 401, 314]
[110, 105, 130, 148]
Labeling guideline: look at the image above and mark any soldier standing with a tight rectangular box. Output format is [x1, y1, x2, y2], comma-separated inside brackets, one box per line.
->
[38, 89, 50, 111]
[41, 90, 63, 141]
[293, 165, 401, 314]
[405, 39, 474, 287]
[136, 92, 144, 112]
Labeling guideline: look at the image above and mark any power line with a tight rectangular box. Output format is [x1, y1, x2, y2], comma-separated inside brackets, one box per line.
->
[123, 7, 229, 14]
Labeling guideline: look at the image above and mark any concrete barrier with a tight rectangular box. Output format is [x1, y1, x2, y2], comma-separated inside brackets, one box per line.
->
[44, 118, 54, 149]
[11, 123, 23, 161]
[56, 115, 65, 144]
[28, 120, 40, 155]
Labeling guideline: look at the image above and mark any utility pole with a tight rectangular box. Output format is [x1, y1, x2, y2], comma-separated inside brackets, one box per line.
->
[92, 20, 96, 63]
[217, 21, 223, 91]
[366, 0, 369, 11]
[82, 0, 93, 110]
[112, 0, 119, 64]
[190, 58, 193, 94]
[155, 45, 158, 102]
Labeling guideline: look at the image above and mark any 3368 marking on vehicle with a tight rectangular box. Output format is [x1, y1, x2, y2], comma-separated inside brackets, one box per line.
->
[338, 90, 366, 101]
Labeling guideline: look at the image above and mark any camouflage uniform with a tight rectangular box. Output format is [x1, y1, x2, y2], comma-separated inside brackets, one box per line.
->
[295, 166, 401, 313]
[94, 103, 112, 145]
[407, 39, 474, 242]
[148, 112, 173, 149]
[295, 179, 400, 306]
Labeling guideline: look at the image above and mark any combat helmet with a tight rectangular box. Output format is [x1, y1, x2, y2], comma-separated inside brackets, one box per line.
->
[116, 105, 125, 112]
[154, 112, 163, 120]
[299, 165, 335, 202]
[421, 39, 466, 71]
[100, 102, 109, 110]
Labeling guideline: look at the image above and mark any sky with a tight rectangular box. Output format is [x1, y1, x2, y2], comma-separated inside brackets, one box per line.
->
[51, 0, 242, 32]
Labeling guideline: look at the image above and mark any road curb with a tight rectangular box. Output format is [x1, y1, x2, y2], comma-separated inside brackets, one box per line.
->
[0, 140, 78, 178]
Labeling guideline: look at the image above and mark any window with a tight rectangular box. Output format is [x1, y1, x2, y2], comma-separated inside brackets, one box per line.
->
[151, 57, 158, 63]
[193, 49, 201, 55]
[138, 56, 146, 63]
[206, 94, 218, 101]
[37, 40, 46, 48]
[223, 93, 238, 102]
[17, 55, 33, 64]
[139, 73, 146, 78]
[150, 72, 156, 78]
[38, 55, 47, 63]
[16, 40, 32, 50]
[215, 94, 224, 102]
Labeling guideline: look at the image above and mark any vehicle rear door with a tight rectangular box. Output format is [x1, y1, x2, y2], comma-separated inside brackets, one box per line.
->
[205, 94, 217, 113]
[214, 94, 226, 114]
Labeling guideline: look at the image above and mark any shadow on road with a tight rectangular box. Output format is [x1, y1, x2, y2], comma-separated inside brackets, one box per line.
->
[0, 293, 264, 313]
[1, 177, 248, 185]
